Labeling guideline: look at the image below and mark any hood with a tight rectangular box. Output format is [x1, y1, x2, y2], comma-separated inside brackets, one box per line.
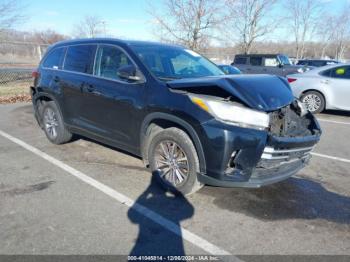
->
[167, 75, 294, 112]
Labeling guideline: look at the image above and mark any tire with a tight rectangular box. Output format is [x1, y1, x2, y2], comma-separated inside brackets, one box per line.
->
[41, 101, 72, 144]
[300, 91, 325, 114]
[148, 127, 203, 195]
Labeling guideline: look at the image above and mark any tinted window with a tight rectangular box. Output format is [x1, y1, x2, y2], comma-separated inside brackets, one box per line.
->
[234, 57, 247, 65]
[331, 66, 350, 79]
[297, 60, 307, 65]
[94, 45, 133, 81]
[250, 56, 262, 66]
[64, 45, 96, 74]
[42, 47, 65, 69]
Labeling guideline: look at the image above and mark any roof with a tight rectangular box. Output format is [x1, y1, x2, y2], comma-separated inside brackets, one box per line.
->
[50, 38, 183, 49]
[235, 53, 287, 57]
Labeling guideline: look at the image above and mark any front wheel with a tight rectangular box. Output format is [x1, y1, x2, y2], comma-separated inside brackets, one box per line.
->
[301, 91, 325, 114]
[148, 127, 203, 195]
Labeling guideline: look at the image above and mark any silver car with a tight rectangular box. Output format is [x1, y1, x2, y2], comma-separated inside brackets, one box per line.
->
[287, 63, 350, 113]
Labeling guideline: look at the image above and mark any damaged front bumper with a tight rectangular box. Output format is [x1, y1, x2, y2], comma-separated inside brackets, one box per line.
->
[196, 110, 321, 188]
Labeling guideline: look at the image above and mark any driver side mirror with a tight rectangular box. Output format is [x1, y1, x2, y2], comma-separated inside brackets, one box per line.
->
[278, 63, 284, 68]
[117, 64, 145, 82]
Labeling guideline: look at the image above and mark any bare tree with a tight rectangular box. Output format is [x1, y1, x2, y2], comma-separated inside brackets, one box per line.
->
[0, 0, 24, 34]
[332, 8, 350, 60]
[149, 0, 224, 51]
[73, 15, 106, 38]
[225, 0, 278, 54]
[33, 29, 68, 45]
[284, 0, 321, 59]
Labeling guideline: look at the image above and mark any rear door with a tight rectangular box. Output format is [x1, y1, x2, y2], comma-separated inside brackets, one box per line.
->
[248, 56, 263, 74]
[60, 44, 97, 128]
[326, 66, 350, 110]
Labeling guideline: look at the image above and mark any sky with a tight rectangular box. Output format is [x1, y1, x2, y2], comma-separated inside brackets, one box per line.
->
[16, 0, 350, 42]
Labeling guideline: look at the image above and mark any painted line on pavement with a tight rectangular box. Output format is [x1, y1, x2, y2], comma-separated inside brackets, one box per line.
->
[311, 152, 350, 164]
[0, 129, 236, 258]
[317, 118, 350, 126]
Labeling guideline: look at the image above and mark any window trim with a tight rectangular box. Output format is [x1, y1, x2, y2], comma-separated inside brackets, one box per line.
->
[41, 43, 146, 85]
[41, 46, 67, 70]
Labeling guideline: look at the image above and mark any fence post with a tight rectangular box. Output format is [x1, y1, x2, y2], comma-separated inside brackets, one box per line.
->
[37, 45, 42, 61]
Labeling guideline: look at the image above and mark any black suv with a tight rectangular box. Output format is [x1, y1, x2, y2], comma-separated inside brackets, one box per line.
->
[31, 39, 321, 195]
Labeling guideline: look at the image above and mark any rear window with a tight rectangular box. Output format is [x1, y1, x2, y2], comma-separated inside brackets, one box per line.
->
[42, 47, 65, 69]
[64, 45, 97, 74]
[234, 57, 247, 65]
[250, 56, 262, 66]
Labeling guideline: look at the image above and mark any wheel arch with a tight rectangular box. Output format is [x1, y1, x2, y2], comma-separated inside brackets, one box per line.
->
[140, 112, 206, 175]
[32, 92, 64, 127]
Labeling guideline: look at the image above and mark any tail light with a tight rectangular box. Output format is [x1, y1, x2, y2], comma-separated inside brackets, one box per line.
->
[32, 70, 39, 78]
[288, 78, 297, 83]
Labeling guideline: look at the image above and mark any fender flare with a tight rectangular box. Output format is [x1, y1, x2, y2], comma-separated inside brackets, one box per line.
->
[140, 112, 206, 174]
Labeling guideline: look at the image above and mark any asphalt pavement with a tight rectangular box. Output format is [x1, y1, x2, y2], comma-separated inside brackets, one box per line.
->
[0, 103, 349, 258]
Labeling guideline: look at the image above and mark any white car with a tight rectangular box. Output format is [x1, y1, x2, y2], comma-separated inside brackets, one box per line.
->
[287, 63, 350, 113]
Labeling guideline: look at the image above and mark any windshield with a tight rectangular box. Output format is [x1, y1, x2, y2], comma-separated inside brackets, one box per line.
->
[278, 55, 291, 66]
[130, 45, 225, 81]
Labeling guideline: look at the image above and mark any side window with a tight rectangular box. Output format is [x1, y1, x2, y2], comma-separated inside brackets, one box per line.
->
[320, 69, 332, 77]
[94, 45, 133, 81]
[42, 47, 65, 69]
[234, 57, 247, 65]
[64, 45, 96, 74]
[331, 66, 350, 79]
[264, 57, 279, 67]
[250, 56, 263, 66]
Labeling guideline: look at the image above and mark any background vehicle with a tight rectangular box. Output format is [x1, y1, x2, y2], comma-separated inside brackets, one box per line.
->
[31, 39, 321, 195]
[232, 53, 310, 76]
[287, 63, 350, 113]
[296, 59, 339, 67]
[217, 64, 241, 75]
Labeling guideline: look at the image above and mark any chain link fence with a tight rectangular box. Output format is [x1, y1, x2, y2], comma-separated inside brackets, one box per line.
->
[0, 41, 48, 86]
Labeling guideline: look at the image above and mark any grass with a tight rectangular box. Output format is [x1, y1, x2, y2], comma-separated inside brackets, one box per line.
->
[0, 81, 32, 104]
[0, 82, 30, 96]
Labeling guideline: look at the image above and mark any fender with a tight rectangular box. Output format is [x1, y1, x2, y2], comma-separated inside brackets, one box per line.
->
[140, 112, 207, 175]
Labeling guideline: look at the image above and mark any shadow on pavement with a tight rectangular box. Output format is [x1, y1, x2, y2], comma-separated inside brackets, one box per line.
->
[321, 110, 350, 118]
[128, 175, 194, 256]
[202, 177, 350, 224]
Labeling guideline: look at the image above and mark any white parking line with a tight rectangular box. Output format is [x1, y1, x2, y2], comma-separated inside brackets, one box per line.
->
[317, 118, 350, 125]
[311, 152, 350, 164]
[0, 129, 235, 258]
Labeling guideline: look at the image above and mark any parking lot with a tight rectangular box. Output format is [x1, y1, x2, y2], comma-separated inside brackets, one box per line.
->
[0, 102, 349, 257]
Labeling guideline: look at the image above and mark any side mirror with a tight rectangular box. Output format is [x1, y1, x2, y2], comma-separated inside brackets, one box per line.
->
[278, 63, 284, 68]
[117, 65, 144, 82]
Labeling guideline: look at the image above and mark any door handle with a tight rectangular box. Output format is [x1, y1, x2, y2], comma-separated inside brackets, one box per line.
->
[53, 76, 60, 83]
[321, 79, 329, 84]
[81, 83, 102, 96]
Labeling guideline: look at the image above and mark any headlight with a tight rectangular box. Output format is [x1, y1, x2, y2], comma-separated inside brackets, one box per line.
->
[190, 95, 269, 130]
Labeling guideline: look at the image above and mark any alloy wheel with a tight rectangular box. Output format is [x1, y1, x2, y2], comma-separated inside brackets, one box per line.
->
[43, 108, 59, 139]
[302, 94, 321, 112]
[154, 140, 189, 186]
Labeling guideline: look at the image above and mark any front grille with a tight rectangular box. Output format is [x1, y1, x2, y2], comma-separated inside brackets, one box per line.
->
[257, 146, 313, 169]
[261, 146, 314, 160]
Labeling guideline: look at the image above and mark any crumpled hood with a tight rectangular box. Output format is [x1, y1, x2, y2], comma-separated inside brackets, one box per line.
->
[167, 74, 294, 112]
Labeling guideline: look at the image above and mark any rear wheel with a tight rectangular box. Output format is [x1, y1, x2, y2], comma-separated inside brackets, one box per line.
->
[41, 101, 72, 144]
[301, 91, 325, 113]
[148, 127, 203, 195]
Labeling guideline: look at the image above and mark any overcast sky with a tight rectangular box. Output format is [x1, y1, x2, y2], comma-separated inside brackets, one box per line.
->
[17, 0, 350, 41]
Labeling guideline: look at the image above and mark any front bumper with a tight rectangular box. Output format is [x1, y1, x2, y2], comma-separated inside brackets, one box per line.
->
[196, 116, 321, 188]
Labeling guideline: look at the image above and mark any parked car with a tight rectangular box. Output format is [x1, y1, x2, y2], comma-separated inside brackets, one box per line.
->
[31, 39, 321, 195]
[232, 54, 311, 76]
[287, 64, 350, 113]
[296, 59, 339, 67]
[217, 64, 241, 75]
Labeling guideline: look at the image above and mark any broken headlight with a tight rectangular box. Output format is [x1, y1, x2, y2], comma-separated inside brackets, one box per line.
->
[189, 95, 270, 130]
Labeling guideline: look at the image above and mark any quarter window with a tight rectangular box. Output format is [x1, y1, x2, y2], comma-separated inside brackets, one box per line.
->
[64, 45, 96, 74]
[264, 57, 279, 67]
[42, 47, 65, 69]
[94, 45, 133, 81]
